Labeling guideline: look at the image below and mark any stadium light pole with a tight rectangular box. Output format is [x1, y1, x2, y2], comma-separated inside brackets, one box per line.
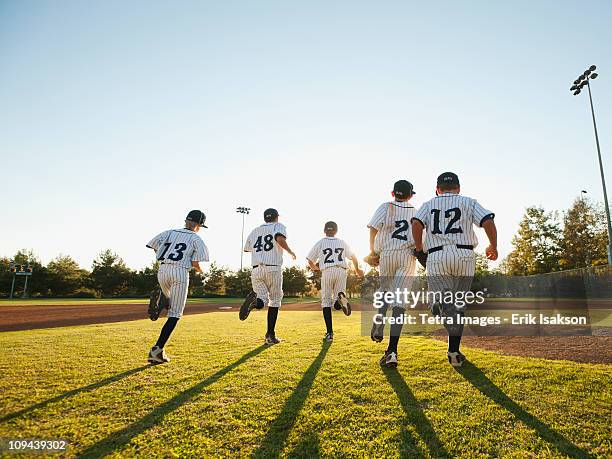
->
[236, 207, 251, 270]
[570, 65, 612, 264]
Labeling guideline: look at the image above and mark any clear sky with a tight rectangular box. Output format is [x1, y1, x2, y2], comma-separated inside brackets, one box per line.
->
[1, 0, 610, 271]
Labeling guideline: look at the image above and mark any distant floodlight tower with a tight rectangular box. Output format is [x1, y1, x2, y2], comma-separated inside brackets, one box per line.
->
[570, 65, 611, 264]
[236, 206, 251, 270]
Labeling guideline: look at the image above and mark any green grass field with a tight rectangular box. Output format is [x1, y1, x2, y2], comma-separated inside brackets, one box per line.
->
[0, 311, 610, 458]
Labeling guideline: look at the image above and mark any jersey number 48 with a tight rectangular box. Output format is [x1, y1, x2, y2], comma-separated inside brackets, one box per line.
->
[254, 234, 274, 252]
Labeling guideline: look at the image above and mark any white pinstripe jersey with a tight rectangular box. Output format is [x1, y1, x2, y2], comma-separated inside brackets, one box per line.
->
[306, 237, 355, 270]
[413, 193, 494, 252]
[244, 223, 288, 266]
[147, 229, 209, 269]
[368, 201, 417, 253]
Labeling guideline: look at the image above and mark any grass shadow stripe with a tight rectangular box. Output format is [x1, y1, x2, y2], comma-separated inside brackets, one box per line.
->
[383, 368, 450, 458]
[0, 365, 152, 423]
[78, 344, 269, 458]
[456, 361, 589, 458]
[252, 341, 331, 459]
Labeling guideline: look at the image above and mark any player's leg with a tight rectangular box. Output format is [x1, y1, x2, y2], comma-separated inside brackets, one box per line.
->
[240, 267, 268, 321]
[321, 269, 334, 340]
[149, 267, 189, 364]
[372, 252, 392, 343]
[384, 251, 416, 363]
[447, 248, 476, 366]
[426, 250, 454, 317]
[265, 267, 283, 344]
[335, 268, 351, 316]
[380, 251, 411, 367]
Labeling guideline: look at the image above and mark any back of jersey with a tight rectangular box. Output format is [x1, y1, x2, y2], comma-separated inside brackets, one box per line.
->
[147, 229, 209, 269]
[368, 201, 416, 253]
[245, 223, 287, 266]
[414, 193, 494, 251]
[307, 237, 354, 270]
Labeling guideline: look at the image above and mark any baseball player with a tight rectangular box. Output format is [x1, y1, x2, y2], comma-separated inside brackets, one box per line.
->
[306, 221, 364, 342]
[367, 180, 418, 368]
[239, 208, 296, 345]
[145, 210, 210, 364]
[411, 172, 497, 367]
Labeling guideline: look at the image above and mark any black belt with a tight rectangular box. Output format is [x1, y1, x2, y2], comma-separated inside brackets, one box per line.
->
[428, 244, 473, 254]
[253, 264, 279, 268]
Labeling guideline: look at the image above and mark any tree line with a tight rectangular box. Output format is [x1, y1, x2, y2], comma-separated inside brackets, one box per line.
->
[0, 249, 373, 299]
[500, 197, 609, 275]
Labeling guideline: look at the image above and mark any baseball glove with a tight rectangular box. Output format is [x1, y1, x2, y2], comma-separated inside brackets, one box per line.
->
[364, 252, 380, 267]
[412, 249, 428, 268]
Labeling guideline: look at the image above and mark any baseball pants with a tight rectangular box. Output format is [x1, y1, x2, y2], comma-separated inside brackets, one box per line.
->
[426, 246, 476, 335]
[379, 249, 417, 309]
[321, 266, 348, 309]
[158, 264, 190, 319]
[251, 265, 283, 308]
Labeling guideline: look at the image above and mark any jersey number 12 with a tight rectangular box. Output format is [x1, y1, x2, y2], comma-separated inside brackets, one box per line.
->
[430, 208, 463, 234]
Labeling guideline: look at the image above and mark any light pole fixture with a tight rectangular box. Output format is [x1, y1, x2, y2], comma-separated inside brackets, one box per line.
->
[570, 65, 612, 264]
[236, 206, 251, 270]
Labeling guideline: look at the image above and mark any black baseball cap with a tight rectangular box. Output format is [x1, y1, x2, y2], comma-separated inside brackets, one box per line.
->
[437, 172, 460, 187]
[186, 210, 208, 228]
[264, 208, 279, 222]
[324, 221, 338, 232]
[393, 180, 415, 198]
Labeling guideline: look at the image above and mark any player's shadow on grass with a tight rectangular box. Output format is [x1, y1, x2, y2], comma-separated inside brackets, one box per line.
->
[456, 361, 588, 458]
[79, 344, 269, 459]
[0, 364, 151, 423]
[252, 341, 331, 459]
[383, 368, 450, 458]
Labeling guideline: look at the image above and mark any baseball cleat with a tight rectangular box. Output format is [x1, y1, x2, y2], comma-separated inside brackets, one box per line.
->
[264, 333, 282, 345]
[380, 351, 398, 368]
[148, 289, 169, 321]
[338, 292, 351, 316]
[447, 351, 466, 367]
[371, 320, 385, 343]
[324, 332, 334, 342]
[148, 346, 170, 364]
[239, 291, 257, 321]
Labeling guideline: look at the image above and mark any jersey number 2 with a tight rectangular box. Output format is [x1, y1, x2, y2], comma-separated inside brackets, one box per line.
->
[158, 243, 187, 261]
[392, 220, 409, 240]
[431, 208, 463, 234]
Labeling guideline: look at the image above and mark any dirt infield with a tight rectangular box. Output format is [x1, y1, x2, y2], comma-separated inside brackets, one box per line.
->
[1, 300, 610, 364]
[0, 301, 322, 332]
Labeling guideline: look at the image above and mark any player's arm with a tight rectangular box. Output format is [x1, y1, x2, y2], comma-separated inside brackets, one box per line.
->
[243, 235, 252, 253]
[191, 239, 209, 273]
[275, 234, 296, 260]
[473, 200, 497, 260]
[368, 227, 378, 254]
[411, 219, 425, 252]
[146, 231, 167, 251]
[191, 261, 203, 273]
[482, 218, 498, 260]
[350, 255, 364, 277]
[307, 258, 320, 271]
